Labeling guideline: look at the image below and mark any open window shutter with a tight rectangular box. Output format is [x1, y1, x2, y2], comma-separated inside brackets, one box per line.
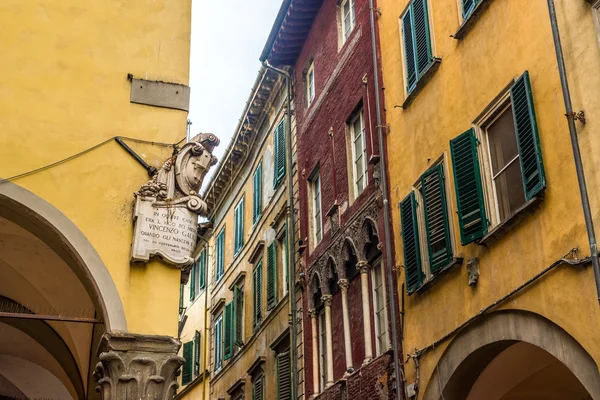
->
[253, 164, 262, 223]
[234, 286, 244, 346]
[189, 262, 196, 300]
[400, 192, 424, 293]
[253, 262, 263, 329]
[224, 302, 233, 360]
[421, 164, 453, 273]
[462, 0, 475, 18]
[182, 341, 193, 385]
[413, 0, 432, 77]
[402, 8, 417, 91]
[267, 242, 277, 309]
[277, 351, 291, 400]
[253, 376, 264, 400]
[179, 284, 184, 314]
[274, 120, 286, 187]
[511, 71, 546, 200]
[193, 331, 201, 376]
[450, 128, 488, 244]
[199, 251, 205, 289]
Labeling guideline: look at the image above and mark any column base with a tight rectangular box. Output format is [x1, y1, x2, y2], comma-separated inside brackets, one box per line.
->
[94, 332, 184, 400]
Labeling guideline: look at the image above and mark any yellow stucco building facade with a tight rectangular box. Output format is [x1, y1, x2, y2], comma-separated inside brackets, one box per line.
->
[0, 1, 200, 398]
[378, 0, 600, 398]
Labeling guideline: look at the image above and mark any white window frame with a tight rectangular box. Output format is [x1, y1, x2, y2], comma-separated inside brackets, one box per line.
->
[340, 0, 356, 43]
[350, 109, 368, 199]
[371, 261, 389, 356]
[310, 172, 323, 245]
[318, 309, 327, 391]
[306, 61, 315, 106]
[214, 313, 223, 372]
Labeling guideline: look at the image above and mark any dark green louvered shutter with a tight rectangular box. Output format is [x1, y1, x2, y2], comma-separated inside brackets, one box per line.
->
[277, 351, 291, 400]
[189, 262, 196, 300]
[216, 228, 225, 281]
[198, 250, 205, 289]
[450, 128, 488, 244]
[274, 119, 286, 188]
[402, 8, 416, 91]
[234, 285, 244, 346]
[179, 284, 184, 314]
[421, 165, 453, 273]
[253, 375, 264, 400]
[511, 71, 545, 200]
[234, 198, 244, 254]
[224, 302, 233, 360]
[267, 242, 277, 309]
[400, 192, 424, 293]
[253, 163, 263, 224]
[253, 261, 263, 329]
[193, 331, 201, 376]
[413, 0, 432, 76]
[182, 341, 193, 385]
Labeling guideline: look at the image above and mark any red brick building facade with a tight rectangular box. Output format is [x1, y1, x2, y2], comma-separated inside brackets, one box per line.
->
[261, 1, 400, 399]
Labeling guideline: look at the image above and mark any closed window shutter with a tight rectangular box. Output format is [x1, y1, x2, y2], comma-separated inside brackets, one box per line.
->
[182, 341, 193, 385]
[277, 351, 291, 400]
[224, 302, 233, 360]
[194, 331, 201, 376]
[267, 242, 277, 309]
[511, 71, 546, 200]
[253, 163, 263, 224]
[402, 9, 417, 91]
[253, 376, 264, 400]
[274, 120, 286, 188]
[413, 0, 432, 76]
[400, 192, 424, 293]
[421, 164, 453, 273]
[450, 128, 488, 244]
[199, 251, 205, 289]
[234, 286, 244, 346]
[190, 261, 196, 300]
[253, 262, 263, 329]
[216, 229, 225, 281]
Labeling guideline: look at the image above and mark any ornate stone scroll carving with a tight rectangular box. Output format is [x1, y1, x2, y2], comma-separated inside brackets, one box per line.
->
[131, 133, 219, 267]
[94, 333, 184, 400]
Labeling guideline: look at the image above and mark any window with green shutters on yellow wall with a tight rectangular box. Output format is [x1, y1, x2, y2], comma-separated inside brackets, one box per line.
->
[253, 161, 263, 225]
[216, 228, 225, 282]
[401, 0, 434, 94]
[253, 260, 263, 330]
[234, 197, 245, 256]
[267, 242, 277, 310]
[273, 119, 286, 189]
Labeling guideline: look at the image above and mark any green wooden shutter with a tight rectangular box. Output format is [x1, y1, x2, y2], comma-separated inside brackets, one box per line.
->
[199, 250, 205, 289]
[274, 119, 286, 188]
[267, 242, 277, 309]
[193, 331, 201, 376]
[277, 351, 291, 400]
[182, 341, 193, 385]
[400, 192, 424, 293]
[189, 261, 196, 300]
[253, 163, 263, 224]
[224, 302, 233, 360]
[402, 8, 417, 91]
[413, 0, 432, 77]
[511, 71, 546, 200]
[216, 228, 225, 281]
[462, 0, 476, 18]
[421, 164, 453, 273]
[450, 128, 488, 244]
[234, 199, 244, 254]
[253, 261, 263, 329]
[179, 284, 184, 314]
[234, 286, 244, 346]
[253, 375, 264, 400]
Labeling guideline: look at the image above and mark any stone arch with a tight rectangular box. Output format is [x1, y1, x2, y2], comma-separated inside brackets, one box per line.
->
[324, 257, 339, 295]
[0, 181, 127, 332]
[361, 218, 380, 263]
[423, 309, 600, 400]
[307, 269, 323, 310]
[339, 238, 360, 280]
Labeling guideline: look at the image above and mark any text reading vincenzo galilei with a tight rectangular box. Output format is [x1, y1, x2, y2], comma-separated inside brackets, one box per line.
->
[140, 209, 197, 253]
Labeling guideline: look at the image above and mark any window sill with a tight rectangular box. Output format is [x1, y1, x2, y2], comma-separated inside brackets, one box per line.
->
[401, 58, 442, 109]
[410, 257, 464, 295]
[452, 0, 493, 40]
[477, 196, 543, 246]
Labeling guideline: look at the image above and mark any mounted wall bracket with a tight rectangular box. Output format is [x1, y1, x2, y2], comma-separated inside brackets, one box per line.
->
[128, 74, 190, 111]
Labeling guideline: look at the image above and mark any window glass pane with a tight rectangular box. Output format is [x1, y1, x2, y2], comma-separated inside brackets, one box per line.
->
[487, 106, 525, 220]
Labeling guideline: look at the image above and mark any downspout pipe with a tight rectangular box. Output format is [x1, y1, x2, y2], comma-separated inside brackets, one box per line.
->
[367, 3, 405, 400]
[262, 61, 298, 400]
[547, 0, 600, 302]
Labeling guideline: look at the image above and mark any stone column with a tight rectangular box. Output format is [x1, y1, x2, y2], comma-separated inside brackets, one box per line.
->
[94, 332, 184, 400]
[322, 294, 334, 388]
[309, 309, 320, 396]
[358, 261, 373, 365]
[338, 279, 354, 374]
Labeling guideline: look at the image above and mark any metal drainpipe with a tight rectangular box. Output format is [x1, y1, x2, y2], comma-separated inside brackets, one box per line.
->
[262, 61, 298, 400]
[367, 2, 405, 400]
[547, 0, 600, 302]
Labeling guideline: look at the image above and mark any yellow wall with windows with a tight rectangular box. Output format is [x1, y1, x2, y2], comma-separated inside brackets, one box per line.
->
[0, 0, 192, 337]
[378, 0, 600, 396]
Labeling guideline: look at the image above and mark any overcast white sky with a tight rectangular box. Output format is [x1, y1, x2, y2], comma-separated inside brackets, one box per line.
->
[188, 0, 282, 180]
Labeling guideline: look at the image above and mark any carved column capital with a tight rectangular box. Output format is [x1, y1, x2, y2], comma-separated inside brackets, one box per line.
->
[357, 260, 371, 274]
[338, 278, 349, 293]
[308, 308, 318, 319]
[94, 333, 184, 400]
[321, 294, 333, 307]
